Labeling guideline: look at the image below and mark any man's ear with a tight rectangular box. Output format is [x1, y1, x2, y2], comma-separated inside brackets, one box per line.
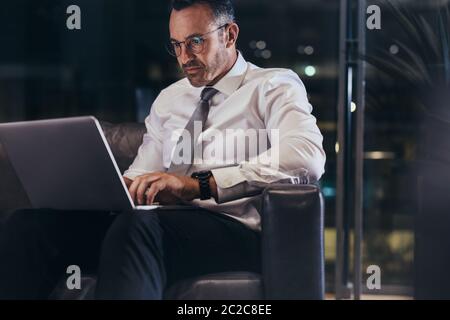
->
[226, 23, 239, 48]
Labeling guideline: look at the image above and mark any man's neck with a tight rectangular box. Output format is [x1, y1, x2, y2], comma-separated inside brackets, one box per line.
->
[208, 50, 238, 86]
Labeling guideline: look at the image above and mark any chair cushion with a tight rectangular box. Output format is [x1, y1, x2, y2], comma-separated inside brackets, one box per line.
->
[164, 272, 263, 300]
[50, 272, 262, 300]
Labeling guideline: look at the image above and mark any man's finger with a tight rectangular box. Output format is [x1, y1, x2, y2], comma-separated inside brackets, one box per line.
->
[129, 174, 161, 204]
[139, 175, 163, 204]
[128, 177, 142, 204]
[146, 181, 164, 205]
[136, 179, 151, 205]
[123, 176, 133, 188]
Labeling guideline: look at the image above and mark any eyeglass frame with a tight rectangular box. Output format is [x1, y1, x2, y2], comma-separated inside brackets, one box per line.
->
[166, 23, 229, 57]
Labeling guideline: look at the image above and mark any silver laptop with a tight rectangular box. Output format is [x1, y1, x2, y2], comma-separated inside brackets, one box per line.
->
[0, 116, 182, 212]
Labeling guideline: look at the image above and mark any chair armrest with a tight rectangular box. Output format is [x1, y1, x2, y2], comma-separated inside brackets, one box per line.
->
[261, 183, 324, 299]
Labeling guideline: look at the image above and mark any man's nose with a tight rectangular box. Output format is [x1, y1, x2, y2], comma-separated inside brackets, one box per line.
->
[178, 44, 195, 65]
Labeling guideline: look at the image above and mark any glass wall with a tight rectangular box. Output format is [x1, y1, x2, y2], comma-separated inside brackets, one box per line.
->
[336, 0, 450, 298]
[362, 0, 450, 298]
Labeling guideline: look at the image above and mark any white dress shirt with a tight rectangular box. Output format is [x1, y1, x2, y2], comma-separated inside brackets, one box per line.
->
[124, 52, 326, 231]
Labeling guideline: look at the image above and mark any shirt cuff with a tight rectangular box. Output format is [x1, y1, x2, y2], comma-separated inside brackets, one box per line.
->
[122, 170, 145, 180]
[211, 166, 261, 203]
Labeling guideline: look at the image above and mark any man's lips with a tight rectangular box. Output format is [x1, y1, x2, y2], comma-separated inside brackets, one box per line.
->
[184, 66, 202, 73]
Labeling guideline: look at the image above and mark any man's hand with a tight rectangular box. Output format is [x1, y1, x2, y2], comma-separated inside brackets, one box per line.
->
[125, 172, 202, 205]
[123, 176, 133, 188]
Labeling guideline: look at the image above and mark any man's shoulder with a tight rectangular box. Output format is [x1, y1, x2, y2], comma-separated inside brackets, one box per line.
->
[245, 63, 302, 86]
[159, 77, 192, 96]
[152, 77, 197, 109]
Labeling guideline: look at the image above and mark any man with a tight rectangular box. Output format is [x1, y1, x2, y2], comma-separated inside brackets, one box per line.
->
[0, 0, 325, 299]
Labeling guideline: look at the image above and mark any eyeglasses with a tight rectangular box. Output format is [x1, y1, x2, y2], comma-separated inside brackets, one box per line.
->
[166, 24, 228, 57]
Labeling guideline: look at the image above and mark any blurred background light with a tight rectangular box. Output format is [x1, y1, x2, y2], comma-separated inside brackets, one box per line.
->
[305, 65, 316, 76]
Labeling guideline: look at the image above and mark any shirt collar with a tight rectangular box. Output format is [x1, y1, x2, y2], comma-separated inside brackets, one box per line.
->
[211, 51, 248, 97]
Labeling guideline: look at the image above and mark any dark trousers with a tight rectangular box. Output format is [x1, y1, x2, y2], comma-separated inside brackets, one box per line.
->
[0, 207, 260, 299]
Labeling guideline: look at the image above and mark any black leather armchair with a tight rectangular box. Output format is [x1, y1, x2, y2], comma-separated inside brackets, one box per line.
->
[0, 122, 325, 300]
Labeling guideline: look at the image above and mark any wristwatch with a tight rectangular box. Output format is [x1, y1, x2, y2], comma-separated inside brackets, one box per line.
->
[191, 170, 213, 200]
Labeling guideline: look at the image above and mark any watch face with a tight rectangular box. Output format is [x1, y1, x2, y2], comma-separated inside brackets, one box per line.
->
[196, 170, 212, 178]
[192, 170, 212, 200]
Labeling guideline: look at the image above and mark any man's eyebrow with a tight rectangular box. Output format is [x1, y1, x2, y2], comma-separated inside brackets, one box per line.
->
[170, 33, 203, 43]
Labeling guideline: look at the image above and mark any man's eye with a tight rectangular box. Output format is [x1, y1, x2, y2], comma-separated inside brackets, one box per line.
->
[191, 37, 203, 45]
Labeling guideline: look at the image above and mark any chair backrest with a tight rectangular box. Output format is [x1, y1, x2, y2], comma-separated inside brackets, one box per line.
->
[99, 121, 146, 173]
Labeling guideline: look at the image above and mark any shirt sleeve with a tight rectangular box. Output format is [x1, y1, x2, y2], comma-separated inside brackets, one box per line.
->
[123, 94, 166, 180]
[211, 70, 326, 203]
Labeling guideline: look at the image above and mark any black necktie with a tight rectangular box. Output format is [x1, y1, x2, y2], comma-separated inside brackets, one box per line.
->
[168, 87, 219, 175]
